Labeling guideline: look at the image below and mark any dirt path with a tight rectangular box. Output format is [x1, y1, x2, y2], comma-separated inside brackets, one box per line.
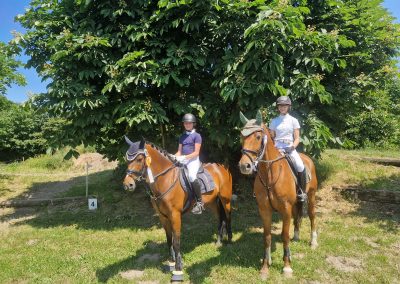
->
[0, 153, 117, 223]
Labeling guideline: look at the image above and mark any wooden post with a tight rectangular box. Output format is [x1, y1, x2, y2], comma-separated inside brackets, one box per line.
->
[86, 162, 89, 198]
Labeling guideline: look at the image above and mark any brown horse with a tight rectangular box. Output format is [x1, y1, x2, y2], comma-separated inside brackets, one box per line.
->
[122, 137, 232, 281]
[238, 111, 318, 278]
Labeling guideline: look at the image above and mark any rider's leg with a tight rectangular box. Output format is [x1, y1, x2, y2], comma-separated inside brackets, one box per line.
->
[289, 150, 307, 202]
[187, 158, 203, 214]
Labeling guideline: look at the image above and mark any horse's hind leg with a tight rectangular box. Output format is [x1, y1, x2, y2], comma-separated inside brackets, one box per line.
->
[292, 204, 302, 242]
[308, 189, 318, 249]
[219, 197, 232, 243]
[208, 200, 224, 246]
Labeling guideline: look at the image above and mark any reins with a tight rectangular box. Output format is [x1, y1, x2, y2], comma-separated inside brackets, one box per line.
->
[126, 142, 182, 203]
[241, 126, 285, 211]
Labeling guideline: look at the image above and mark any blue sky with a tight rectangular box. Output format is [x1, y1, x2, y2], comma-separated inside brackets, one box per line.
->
[1, 0, 400, 103]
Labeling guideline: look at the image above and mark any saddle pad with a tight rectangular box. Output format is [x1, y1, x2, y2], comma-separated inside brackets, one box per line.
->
[284, 154, 312, 185]
[179, 166, 216, 194]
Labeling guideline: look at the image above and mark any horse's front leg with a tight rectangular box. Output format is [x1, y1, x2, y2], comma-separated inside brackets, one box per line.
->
[282, 206, 293, 276]
[170, 211, 184, 281]
[257, 196, 273, 280]
[159, 214, 175, 270]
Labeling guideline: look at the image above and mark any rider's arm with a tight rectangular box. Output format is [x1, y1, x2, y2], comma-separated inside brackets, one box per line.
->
[175, 144, 183, 156]
[293, 128, 300, 149]
[185, 143, 201, 160]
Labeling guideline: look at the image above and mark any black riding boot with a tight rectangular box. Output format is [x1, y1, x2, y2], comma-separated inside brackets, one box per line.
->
[297, 169, 308, 203]
[191, 179, 204, 214]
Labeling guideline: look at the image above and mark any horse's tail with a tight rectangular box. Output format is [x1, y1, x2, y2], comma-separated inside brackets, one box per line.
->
[296, 199, 308, 218]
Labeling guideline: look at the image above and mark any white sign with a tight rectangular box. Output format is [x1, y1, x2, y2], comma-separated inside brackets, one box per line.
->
[88, 197, 97, 210]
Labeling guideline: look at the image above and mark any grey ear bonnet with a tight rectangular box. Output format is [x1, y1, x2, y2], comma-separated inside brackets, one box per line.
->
[240, 111, 264, 136]
[125, 136, 145, 161]
[241, 119, 264, 136]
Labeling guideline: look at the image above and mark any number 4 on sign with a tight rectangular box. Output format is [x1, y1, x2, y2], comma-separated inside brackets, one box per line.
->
[88, 197, 97, 210]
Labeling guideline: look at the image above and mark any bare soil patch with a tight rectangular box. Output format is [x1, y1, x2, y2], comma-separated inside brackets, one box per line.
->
[326, 256, 363, 272]
[73, 153, 117, 172]
[119, 269, 144, 280]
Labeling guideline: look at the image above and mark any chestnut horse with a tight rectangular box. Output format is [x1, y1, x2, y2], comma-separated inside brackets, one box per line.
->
[122, 137, 232, 281]
[238, 111, 318, 278]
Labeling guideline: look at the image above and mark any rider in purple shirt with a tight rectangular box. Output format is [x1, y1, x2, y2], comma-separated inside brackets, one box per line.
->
[175, 113, 204, 214]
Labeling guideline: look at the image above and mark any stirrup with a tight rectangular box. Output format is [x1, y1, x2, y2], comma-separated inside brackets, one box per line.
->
[191, 202, 204, 215]
[297, 192, 307, 203]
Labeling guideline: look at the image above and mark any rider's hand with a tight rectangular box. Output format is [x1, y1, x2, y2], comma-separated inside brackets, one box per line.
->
[176, 155, 186, 162]
[284, 146, 295, 153]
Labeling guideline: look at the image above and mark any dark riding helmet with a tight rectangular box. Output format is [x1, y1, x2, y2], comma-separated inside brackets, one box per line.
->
[182, 113, 196, 123]
[276, 96, 292, 106]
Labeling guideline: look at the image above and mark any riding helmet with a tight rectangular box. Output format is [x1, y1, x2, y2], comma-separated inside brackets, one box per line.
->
[182, 113, 196, 123]
[276, 96, 292, 106]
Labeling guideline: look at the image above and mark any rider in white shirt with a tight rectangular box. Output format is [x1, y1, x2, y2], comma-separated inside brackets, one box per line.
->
[269, 96, 307, 202]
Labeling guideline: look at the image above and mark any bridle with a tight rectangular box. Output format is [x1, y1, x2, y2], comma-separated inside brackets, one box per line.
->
[126, 149, 147, 182]
[241, 129, 268, 172]
[125, 145, 179, 202]
[240, 126, 285, 212]
[241, 128, 286, 172]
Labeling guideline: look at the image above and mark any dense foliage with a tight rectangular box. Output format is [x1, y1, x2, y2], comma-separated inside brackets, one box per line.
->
[0, 95, 66, 161]
[0, 42, 26, 96]
[15, 0, 400, 163]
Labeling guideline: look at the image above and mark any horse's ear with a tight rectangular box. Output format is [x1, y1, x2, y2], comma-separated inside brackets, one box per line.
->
[240, 111, 249, 125]
[139, 138, 145, 149]
[256, 110, 263, 125]
[124, 135, 134, 146]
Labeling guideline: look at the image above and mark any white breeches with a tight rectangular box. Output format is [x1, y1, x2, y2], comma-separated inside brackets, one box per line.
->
[275, 141, 305, 172]
[186, 157, 200, 182]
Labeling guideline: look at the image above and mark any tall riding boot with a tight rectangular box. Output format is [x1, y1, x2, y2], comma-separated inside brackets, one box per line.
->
[297, 169, 308, 203]
[191, 179, 204, 214]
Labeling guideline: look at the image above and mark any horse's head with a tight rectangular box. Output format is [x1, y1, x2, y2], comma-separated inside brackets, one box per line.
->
[123, 136, 147, 192]
[238, 110, 268, 175]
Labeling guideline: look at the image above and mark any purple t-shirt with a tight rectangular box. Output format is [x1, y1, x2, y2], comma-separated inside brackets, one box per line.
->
[179, 131, 202, 155]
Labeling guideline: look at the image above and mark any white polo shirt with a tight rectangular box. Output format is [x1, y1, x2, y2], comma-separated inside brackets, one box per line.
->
[269, 114, 300, 144]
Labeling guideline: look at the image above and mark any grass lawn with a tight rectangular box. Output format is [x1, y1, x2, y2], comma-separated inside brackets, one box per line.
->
[0, 149, 399, 283]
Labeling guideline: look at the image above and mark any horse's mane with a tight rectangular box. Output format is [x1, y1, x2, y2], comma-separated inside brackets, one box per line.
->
[145, 140, 175, 162]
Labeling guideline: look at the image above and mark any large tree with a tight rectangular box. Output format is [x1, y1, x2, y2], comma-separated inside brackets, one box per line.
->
[0, 41, 26, 98]
[17, 0, 400, 163]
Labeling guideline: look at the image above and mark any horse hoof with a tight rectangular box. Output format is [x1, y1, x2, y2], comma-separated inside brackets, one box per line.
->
[283, 267, 293, 277]
[292, 236, 300, 242]
[164, 261, 175, 272]
[215, 240, 223, 247]
[260, 271, 269, 281]
[171, 270, 184, 282]
[310, 241, 318, 250]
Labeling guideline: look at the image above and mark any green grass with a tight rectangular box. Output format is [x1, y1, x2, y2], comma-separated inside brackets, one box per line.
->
[0, 148, 399, 283]
[317, 149, 400, 191]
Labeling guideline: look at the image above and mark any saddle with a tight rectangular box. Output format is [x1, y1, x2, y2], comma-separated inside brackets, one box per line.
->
[179, 163, 216, 212]
[284, 153, 312, 187]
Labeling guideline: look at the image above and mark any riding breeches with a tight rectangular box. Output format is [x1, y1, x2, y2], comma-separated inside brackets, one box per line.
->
[186, 157, 200, 182]
[275, 141, 305, 172]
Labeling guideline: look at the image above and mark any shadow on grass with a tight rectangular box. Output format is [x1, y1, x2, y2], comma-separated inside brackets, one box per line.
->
[95, 240, 167, 283]
[95, 217, 283, 283]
